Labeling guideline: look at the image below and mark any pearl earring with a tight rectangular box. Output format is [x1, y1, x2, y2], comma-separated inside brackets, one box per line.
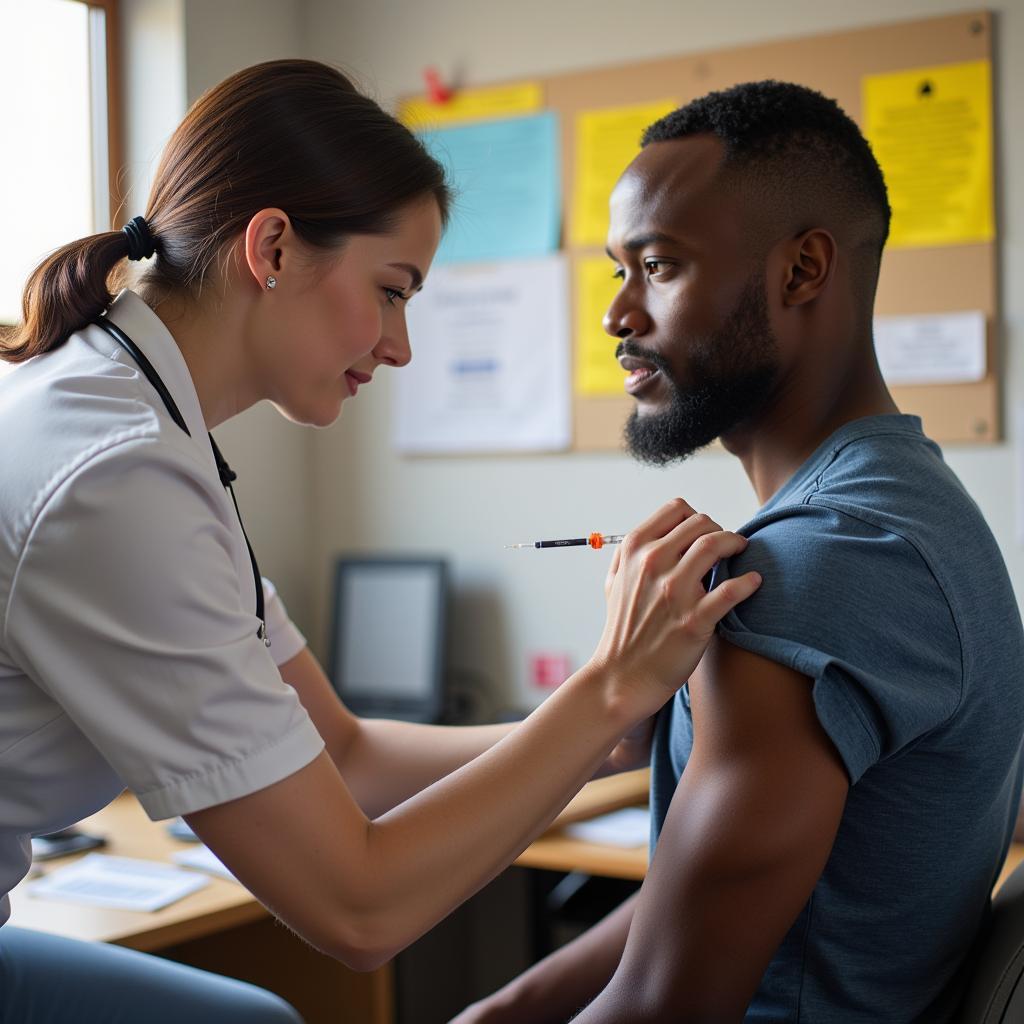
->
[265, 275, 277, 290]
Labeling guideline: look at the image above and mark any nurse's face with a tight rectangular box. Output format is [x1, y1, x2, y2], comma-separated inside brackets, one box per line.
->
[257, 196, 442, 427]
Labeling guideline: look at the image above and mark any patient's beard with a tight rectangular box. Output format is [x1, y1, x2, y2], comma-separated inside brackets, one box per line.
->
[623, 276, 780, 466]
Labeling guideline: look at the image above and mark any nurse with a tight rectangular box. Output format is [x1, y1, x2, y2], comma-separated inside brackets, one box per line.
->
[0, 59, 760, 1021]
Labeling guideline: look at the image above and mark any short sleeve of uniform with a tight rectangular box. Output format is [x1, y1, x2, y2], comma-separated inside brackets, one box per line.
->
[5, 440, 324, 819]
[712, 502, 963, 784]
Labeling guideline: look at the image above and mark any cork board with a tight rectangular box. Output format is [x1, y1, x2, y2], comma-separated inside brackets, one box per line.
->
[558, 11, 997, 449]
[406, 11, 998, 449]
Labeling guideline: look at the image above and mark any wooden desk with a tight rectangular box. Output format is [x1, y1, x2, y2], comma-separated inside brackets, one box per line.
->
[515, 769, 650, 880]
[8, 795, 394, 1024]
[11, 796, 265, 951]
[8, 772, 651, 949]
[10, 769, 1022, 1023]
[6, 773, 650, 1024]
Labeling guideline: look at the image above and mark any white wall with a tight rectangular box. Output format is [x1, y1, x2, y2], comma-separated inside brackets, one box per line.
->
[179, 0, 314, 628]
[119, 0, 185, 286]
[120, 0, 314, 627]
[299, 0, 1024, 712]
[181, 0, 307, 99]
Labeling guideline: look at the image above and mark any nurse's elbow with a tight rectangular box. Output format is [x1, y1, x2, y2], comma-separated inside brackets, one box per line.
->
[328, 936, 394, 973]
[322, 905, 404, 972]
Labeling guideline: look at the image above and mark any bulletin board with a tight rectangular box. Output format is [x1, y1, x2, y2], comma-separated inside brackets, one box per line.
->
[403, 10, 998, 451]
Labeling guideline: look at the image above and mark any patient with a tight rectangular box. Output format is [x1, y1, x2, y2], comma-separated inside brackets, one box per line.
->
[453, 81, 1024, 1023]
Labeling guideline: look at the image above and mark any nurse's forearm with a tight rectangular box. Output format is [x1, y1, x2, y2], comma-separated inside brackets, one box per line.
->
[339, 718, 516, 817]
[279, 645, 620, 816]
[278, 647, 516, 815]
[350, 663, 635, 962]
[188, 662, 638, 972]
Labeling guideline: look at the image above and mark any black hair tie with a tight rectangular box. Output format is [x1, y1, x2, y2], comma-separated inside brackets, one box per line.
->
[122, 215, 156, 261]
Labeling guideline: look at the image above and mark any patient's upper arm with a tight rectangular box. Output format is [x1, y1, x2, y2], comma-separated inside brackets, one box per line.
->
[582, 637, 849, 1022]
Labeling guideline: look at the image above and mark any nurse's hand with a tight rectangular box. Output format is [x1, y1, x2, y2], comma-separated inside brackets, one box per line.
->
[186, 499, 759, 977]
[589, 498, 760, 720]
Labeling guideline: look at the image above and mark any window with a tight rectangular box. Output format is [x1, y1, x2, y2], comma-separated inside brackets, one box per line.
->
[0, 0, 122, 325]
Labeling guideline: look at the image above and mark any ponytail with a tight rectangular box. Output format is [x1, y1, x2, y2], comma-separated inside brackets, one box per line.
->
[0, 231, 131, 363]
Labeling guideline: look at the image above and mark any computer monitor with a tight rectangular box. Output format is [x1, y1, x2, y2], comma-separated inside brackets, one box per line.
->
[328, 556, 448, 722]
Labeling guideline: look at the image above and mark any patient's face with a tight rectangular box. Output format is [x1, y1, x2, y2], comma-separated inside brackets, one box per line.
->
[604, 135, 780, 464]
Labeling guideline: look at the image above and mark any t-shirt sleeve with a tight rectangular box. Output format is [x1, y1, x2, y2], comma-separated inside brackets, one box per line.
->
[261, 576, 307, 667]
[5, 440, 324, 820]
[711, 501, 963, 784]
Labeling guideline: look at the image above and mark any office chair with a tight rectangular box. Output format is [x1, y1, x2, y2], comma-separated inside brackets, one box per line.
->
[956, 859, 1024, 1023]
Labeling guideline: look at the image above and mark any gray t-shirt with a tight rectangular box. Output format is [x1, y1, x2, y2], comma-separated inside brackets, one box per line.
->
[650, 414, 1024, 1023]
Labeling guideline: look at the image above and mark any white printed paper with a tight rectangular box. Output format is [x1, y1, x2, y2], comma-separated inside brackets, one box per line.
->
[874, 311, 986, 385]
[562, 806, 650, 848]
[172, 844, 238, 882]
[394, 255, 571, 454]
[28, 853, 209, 911]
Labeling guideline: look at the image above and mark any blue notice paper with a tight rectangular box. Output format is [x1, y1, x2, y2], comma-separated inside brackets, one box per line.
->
[420, 112, 561, 265]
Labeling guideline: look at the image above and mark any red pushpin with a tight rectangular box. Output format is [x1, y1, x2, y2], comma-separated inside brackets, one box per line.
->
[423, 67, 453, 104]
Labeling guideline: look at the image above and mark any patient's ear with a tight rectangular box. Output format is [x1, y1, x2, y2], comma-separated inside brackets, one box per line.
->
[779, 228, 836, 308]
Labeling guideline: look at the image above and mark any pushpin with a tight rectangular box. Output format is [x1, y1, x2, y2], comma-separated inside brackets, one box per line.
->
[423, 67, 453, 104]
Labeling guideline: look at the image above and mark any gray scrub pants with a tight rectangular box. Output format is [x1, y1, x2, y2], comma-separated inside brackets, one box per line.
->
[0, 926, 303, 1022]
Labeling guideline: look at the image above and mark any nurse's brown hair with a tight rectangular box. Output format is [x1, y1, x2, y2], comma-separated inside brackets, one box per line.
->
[1, 59, 450, 363]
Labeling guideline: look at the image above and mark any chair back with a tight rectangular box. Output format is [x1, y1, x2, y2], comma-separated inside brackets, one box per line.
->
[957, 859, 1024, 1023]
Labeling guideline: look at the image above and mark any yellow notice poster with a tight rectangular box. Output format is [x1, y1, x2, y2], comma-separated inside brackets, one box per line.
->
[571, 100, 677, 247]
[575, 256, 626, 396]
[863, 60, 993, 248]
[398, 82, 543, 131]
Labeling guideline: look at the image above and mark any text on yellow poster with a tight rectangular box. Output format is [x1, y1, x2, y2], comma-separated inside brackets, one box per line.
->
[863, 60, 993, 248]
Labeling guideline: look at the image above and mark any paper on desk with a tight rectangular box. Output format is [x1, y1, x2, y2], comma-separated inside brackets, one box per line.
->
[563, 806, 650, 848]
[28, 853, 209, 911]
[172, 844, 238, 882]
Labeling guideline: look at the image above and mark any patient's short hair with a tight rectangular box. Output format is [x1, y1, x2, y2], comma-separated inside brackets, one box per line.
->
[643, 81, 891, 300]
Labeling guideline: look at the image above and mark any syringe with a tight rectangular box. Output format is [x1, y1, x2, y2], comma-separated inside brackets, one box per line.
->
[506, 532, 626, 550]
